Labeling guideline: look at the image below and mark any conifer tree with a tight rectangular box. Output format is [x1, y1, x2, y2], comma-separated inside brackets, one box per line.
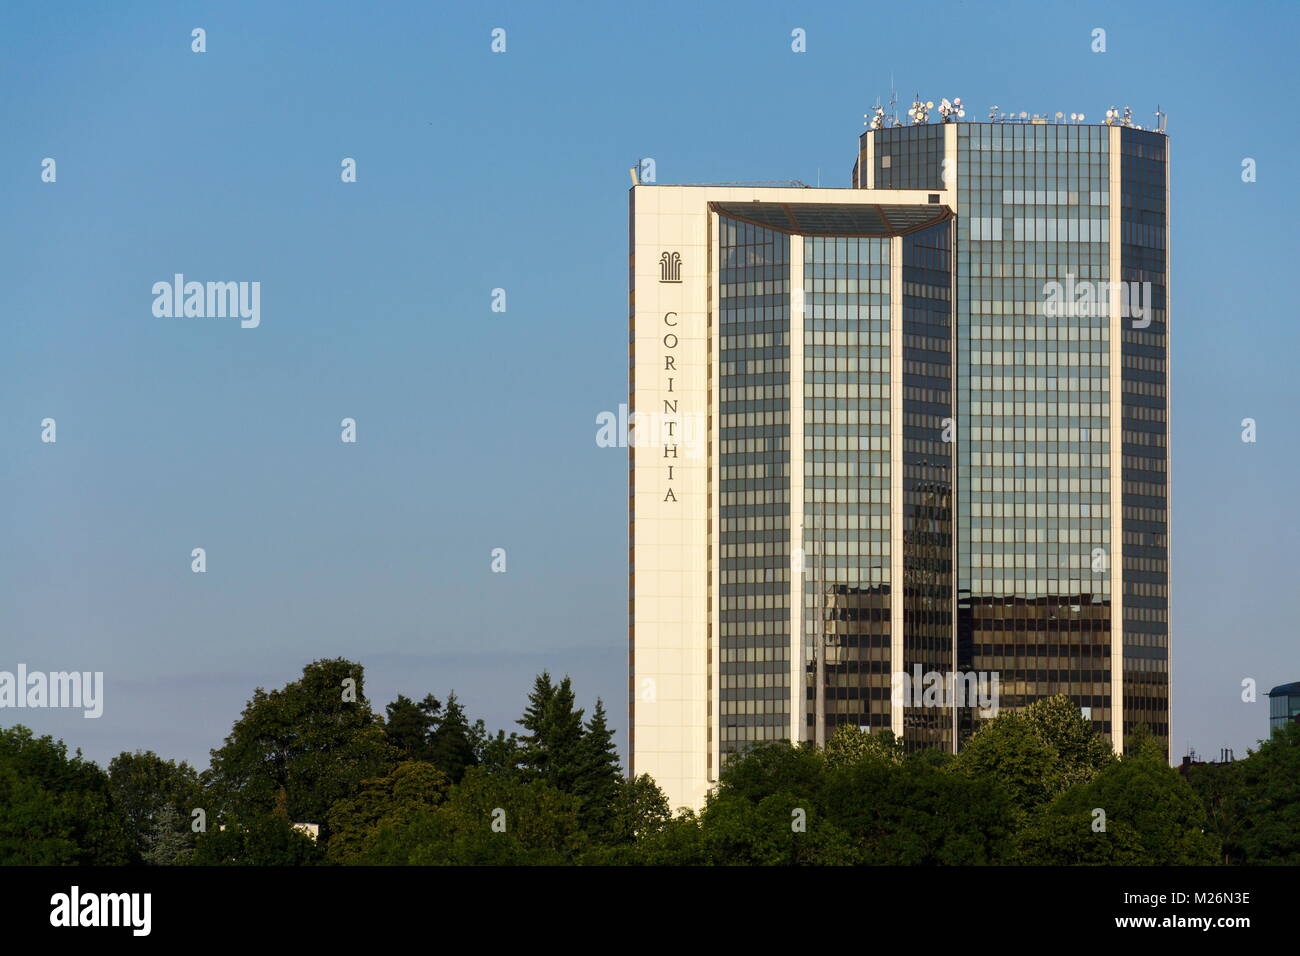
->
[518, 673, 586, 791]
[384, 693, 441, 762]
[429, 692, 478, 782]
[544, 677, 586, 792]
[518, 672, 557, 780]
[574, 699, 623, 834]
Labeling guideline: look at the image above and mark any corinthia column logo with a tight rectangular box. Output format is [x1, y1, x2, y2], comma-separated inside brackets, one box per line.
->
[659, 251, 682, 282]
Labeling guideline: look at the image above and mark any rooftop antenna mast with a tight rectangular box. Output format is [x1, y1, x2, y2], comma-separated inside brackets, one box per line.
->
[888, 72, 899, 127]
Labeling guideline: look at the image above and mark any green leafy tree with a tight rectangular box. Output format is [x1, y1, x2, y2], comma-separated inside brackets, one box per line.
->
[955, 698, 1116, 829]
[1022, 695, 1116, 787]
[107, 750, 201, 861]
[697, 790, 857, 866]
[0, 758, 79, 864]
[609, 773, 670, 843]
[204, 658, 399, 842]
[359, 767, 588, 865]
[0, 726, 133, 865]
[649, 739, 1012, 865]
[716, 740, 825, 809]
[1237, 720, 1300, 864]
[327, 761, 450, 863]
[697, 742, 855, 865]
[191, 810, 324, 866]
[1017, 747, 1219, 865]
[620, 810, 708, 865]
[952, 711, 1060, 824]
[1184, 759, 1247, 865]
[1124, 723, 1168, 762]
[824, 725, 904, 768]
[821, 752, 1014, 864]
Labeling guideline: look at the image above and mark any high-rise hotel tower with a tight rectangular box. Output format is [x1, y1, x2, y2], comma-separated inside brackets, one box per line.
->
[628, 112, 1169, 811]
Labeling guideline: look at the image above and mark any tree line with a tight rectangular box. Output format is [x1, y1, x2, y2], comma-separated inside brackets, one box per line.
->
[1, 657, 1296, 865]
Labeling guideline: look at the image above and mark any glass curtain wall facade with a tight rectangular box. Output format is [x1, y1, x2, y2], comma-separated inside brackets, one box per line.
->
[718, 218, 791, 755]
[900, 221, 955, 750]
[859, 120, 1171, 754]
[1119, 129, 1170, 740]
[1268, 683, 1300, 735]
[802, 236, 893, 739]
[875, 124, 945, 190]
[955, 122, 1116, 745]
[713, 212, 956, 753]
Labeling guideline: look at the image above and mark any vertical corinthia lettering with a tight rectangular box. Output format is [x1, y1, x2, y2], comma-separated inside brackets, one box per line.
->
[662, 310, 678, 501]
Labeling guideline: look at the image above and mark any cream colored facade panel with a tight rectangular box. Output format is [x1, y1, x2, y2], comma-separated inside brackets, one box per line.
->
[631, 187, 711, 813]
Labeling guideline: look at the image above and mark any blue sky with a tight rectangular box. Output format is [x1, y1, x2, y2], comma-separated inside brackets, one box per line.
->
[1, 0, 1295, 769]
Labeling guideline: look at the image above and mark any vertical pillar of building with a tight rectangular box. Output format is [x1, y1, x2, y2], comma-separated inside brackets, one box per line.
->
[944, 124, 960, 752]
[889, 234, 905, 738]
[629, 186, 712, 811]
[1164, 138, 1173, 748]
[789, 235, 806, 744]
[708, 210, 722, 782]
[863, 133, 875, 189]
[628, 190, 638, 777]
[1107, 126, 1126, 753]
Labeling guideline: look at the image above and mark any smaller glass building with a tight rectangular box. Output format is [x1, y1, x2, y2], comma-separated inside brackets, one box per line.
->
[1268, 682, 1300, 735]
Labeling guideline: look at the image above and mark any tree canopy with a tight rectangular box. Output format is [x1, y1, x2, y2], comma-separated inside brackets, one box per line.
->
[5, 676, 1296, 867]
